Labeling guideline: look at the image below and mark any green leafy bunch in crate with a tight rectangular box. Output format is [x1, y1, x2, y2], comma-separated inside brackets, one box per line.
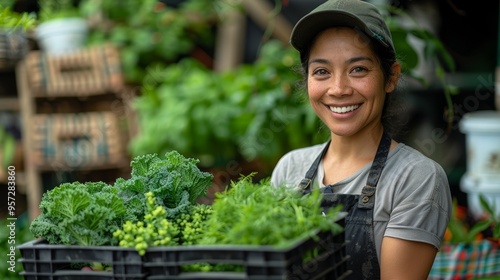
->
[30, 150, 214, 248]
[113, 173, 344, 252]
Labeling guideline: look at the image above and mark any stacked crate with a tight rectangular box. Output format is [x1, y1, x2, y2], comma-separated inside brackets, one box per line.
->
[17, 44, 130, 220]
[24, 43, 123, 98]
[31, 112, 124, 169]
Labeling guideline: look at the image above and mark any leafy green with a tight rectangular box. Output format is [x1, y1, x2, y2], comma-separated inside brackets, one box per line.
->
[29, 151, 213, 247]
[29, 182, 128, 246]
[200, 174, 344, 247]
[114, 150, 214, 221]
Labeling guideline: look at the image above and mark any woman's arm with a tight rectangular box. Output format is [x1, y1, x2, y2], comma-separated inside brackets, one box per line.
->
[380, 236, 437, 280]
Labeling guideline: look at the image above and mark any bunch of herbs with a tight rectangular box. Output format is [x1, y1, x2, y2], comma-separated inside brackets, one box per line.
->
[200, 174, 344, 247]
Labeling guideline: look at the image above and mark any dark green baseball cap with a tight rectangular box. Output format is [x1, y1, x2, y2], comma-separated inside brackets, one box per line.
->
[290, 0, 395, 55]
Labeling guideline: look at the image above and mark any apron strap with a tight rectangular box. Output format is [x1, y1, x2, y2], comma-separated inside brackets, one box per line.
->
[298, 140, 330, 193]
[358, 130, 391, 208]
[366, 130, 391, 187]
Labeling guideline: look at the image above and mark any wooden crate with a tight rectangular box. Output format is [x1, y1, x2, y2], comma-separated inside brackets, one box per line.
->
[24, 44, 124, 97]
[31, 111, 126, 169]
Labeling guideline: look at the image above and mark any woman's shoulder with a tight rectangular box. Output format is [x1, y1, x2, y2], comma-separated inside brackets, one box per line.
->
[391, 143, 445, 169]
[388, 143, 449, 184]
[279, 142, 328, 161]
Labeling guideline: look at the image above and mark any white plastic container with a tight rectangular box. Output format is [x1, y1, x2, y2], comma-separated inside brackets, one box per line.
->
[35, 18, 88, 55]
[459, 110, 500, 218]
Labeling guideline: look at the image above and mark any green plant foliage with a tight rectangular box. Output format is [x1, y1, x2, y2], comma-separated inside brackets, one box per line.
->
[37, 0, 82, 22]
[446, 196, 500, 244]
[80, 0, 222, 83]
[199, 174, 344, 247]
[113, 151, 214, 221]
[29, 151, 213, 247]
[0, 2, 36, 31]
[29, 181, 128, 246]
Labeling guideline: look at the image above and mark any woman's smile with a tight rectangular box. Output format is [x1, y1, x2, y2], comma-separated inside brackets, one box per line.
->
[328, 104, 361, 114]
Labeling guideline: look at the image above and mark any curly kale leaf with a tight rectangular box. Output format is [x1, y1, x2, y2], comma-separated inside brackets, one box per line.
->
[29, 181, 127, 246]
[115, 151, 213, 221]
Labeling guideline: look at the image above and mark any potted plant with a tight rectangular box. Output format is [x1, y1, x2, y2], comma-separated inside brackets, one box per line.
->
[0, 1, 36, 67]
[35, 0, 88, 54]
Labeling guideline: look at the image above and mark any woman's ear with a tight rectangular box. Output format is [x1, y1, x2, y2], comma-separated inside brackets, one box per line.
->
[385, 62, 401, 93]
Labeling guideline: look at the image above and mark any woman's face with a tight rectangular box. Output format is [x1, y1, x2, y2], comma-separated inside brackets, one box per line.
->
[307, 27, 397, 138]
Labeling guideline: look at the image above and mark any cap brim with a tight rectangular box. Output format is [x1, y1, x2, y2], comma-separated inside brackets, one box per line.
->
[290, 10, 374, 53]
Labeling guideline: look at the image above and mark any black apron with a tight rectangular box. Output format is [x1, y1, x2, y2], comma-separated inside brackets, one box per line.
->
[298, 131, 391, 280]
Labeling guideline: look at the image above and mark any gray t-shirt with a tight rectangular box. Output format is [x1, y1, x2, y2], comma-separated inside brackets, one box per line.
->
[270, 142, 452, 261]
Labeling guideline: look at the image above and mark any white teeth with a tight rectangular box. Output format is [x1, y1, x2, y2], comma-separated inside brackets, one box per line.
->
[329, 105, 360, 114]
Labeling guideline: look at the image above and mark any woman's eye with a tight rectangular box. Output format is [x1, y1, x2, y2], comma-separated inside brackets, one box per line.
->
[313, 68, 328, 75]
[352, 67, 367, 73]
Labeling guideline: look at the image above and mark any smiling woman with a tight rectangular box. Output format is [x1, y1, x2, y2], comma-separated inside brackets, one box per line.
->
[306, 27, 397, 139]
[270, 0, 452, 279]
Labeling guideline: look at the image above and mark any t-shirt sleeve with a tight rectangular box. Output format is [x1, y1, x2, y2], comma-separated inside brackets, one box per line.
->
[382, 158, 452, 250]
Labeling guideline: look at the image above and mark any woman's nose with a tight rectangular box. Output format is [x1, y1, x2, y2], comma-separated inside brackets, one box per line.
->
[328, 75, 352, 97]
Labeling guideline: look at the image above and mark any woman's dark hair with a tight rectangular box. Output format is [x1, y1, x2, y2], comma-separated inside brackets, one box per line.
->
[296, 30, 409, 142]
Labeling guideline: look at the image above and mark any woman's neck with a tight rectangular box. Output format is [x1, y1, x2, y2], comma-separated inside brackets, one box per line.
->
[322, 128, 385, 185]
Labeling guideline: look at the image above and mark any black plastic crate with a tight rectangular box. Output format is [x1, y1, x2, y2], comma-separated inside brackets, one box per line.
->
[144, 215, 350, 280]
[18, 239, 145, 280]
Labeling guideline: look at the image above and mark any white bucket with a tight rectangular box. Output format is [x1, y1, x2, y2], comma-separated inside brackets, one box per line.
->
[459, 110, 500, 218]
[35, 18, 88, 55]
[459, 111, 500, 180]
